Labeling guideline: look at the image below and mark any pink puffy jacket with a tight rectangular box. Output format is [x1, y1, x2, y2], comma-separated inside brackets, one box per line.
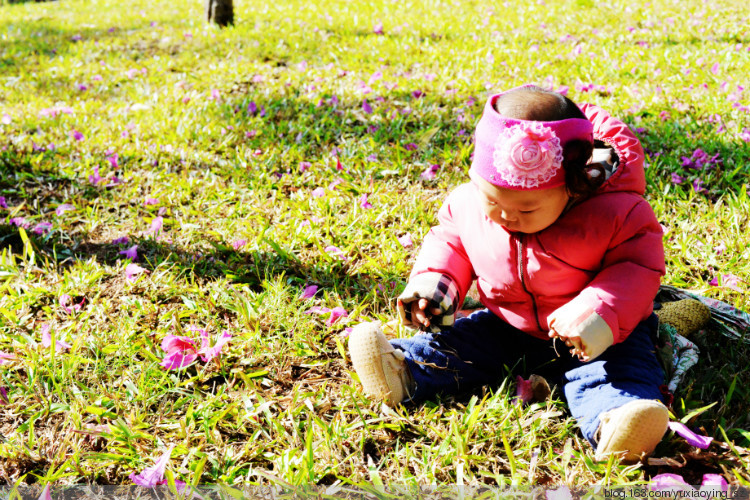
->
[409, 103, 666, 344]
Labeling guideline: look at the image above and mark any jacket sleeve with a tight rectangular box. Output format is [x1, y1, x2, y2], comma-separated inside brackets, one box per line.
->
[551, 198, 666, 346]
[398, 190, 476, 329]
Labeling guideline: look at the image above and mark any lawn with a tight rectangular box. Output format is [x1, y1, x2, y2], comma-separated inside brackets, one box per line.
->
[1, 0, 749, 492]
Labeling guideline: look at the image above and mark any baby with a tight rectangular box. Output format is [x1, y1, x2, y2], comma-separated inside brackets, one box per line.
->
[350, 84, 670, 463]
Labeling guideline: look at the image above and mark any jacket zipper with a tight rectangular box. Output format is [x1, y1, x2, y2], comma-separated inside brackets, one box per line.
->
[515, 233, 543, 332]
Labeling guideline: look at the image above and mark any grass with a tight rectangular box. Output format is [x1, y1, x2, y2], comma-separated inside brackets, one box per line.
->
[0, 0, 749, 490]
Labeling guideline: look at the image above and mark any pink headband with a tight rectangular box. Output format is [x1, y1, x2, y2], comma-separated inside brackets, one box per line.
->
[470, 86, 594, 190]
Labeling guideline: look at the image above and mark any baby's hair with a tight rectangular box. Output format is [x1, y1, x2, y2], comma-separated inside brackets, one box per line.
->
[494, 86, 602, 198]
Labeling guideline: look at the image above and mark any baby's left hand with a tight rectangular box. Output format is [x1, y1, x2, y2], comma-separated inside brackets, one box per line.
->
[548, 329, 588, 361]
[547, 304, 614, 362]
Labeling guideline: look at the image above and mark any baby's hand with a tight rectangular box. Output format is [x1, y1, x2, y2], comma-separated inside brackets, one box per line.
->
[549, 328, 588, 361]
[403, 298, 443, 331]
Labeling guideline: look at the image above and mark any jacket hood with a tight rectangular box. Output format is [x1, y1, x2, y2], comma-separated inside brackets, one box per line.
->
[580, 103, 646, 196]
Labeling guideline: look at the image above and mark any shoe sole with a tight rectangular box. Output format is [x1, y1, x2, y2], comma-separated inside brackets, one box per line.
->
[595, 400, 669, 462]
[349, 323, 393, 403]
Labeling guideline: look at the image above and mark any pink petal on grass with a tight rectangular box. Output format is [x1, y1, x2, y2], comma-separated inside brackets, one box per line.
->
[362, 99, 373, 114]
[198, 330, 232, 362]
[232, 239, 247, 250]
[60, 294, 84, 313]
[0, 386, 8, 406]
[651, 473, 692, 491]
[125, 263, 148, 281]
[32, 222, 52, 235]
[700, 474, 729, 494]
[359, 194, 373, 209]
[130, 447, 173, 488]
[38, 484, 53, 500]
[0, 351, 17, 365]
[160, 351, 199, 370]
[149, 216, 163, 238]
[312, 187, 326, 198]
[721, 273, 743, 292]
[397, 233, 413, 248]
[668, 421, 713, 449]
[88, 166, 102, 185]
[161, 335, 197, 354]
[325, 245, 346, 260]
[300, 285, 318, 299]
[326, 306, 348, 326]
[56, 204, 75, 216]
[515, 375, 534, 404]
[420, 164, 440, 180]
[305, 306, 331, 315]
[545, 486, 573, 500]
[119, 244, 139, 261]
[41, 324, 72, 352]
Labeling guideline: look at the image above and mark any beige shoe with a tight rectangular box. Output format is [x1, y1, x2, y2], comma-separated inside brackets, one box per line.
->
[595, 400, 669, 463]
[348, 322, 414, 406]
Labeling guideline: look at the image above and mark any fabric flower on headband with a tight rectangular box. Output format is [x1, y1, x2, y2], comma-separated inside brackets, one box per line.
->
[492, 122, 564, 189]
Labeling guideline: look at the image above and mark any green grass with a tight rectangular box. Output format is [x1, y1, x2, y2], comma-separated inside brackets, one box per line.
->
[0, 0, 749, 489]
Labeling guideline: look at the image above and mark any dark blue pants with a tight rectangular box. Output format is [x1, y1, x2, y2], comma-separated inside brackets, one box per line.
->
[390, 309, 666, 445]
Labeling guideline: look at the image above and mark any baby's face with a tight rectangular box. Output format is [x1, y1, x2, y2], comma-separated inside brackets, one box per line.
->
[470, 170, 570, 234]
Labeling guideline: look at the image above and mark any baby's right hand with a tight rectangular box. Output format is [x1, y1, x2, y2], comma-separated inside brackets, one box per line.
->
[406, 298, 444, 331]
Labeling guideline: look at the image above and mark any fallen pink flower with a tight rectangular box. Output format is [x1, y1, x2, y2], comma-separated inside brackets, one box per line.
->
[60, 294, 84, 314]
[1, 113, 11, 125]
[326, 306, 348, 326]
[106, 153, 119, 169]
[300, 285, 318, 299]
[149, 216, 163, 238]
[0, 351, 17, 365]
[89, 166, 102, 185]
[0, 196, 7, 209]
[328, 178, 344, 190]
[112, 236, 130, 245]
[10, 217, 28, 228]
[668, 421, 713, 449]
[130, 447, 173, 487]
[651, 473, 693, 492]
[545, 486, 573, 500]
[160, 335, 199, 369]
[71, 130, 84, 141]
[312, 187, 325, 198]
[373, 22, 384, 35]
[232, 239, 247, 250]
[125, 263, 148, 281]
[359, 194, 373, 209]
[38, 484, 53, 500]
[397, 233, 413, 248]
[515, 375, 534, 404]
[362, 99, 373, 114]
[197, 330, 232, 363]
[325, 245, 347, 260]
[32, 222, 52, 235]
[160, 329, 231, 369]
[0, 386, 8, 406]
[41, 324, 72, 353]
[420, 164, 440, 180]
[119, 244, 139, 261]
[700, 474, 729, 494]
[56, 204, 75, 216]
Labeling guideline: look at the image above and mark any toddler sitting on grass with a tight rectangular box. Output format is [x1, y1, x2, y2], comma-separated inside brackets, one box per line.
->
[349, 84, 670, 462]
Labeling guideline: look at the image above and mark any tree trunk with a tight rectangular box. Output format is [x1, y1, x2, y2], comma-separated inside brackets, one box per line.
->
[206, 0, 234, 27]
